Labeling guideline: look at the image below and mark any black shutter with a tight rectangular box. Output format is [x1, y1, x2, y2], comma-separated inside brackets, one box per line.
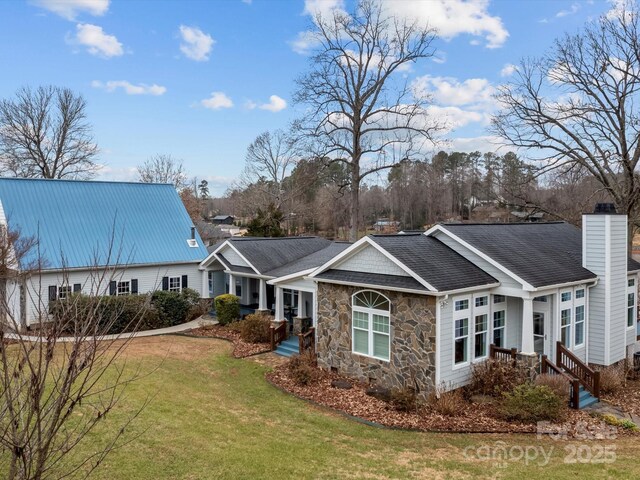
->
[162, 276, 169, 291]
[73, 283, 81, 293]
[48, 285, 57, 302]
[181, 275, 188, 290]
[131, 279, 138, 295]
[109, 281, 117, 296]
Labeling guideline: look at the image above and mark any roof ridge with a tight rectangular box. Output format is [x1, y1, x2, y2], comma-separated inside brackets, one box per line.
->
[0, 177, 173, 186]
[443, 221, 567, 226]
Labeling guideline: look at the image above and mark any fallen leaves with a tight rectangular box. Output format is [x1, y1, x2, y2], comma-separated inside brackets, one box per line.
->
[187, 325, 271, 358]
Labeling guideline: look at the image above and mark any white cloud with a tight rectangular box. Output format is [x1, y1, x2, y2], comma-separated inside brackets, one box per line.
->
[92, 80, 166, 96]
[201, 92, 233, 110]
[446, 135, 505, 152]
[427, 105, 485, 130]
[303, 0, 345, 18]
[96, 164, 139, 182]
[31, 0, 109, 20]
[260, 95, 287, 112]
[556, 2, 580, 18]
[606, 0, 635, 23]
[179, 25, 214, 62]
[500, 63, 517, 77]
[382, 0, 509, 49]
[70, 23, 123, 57]
[413, 75, 495, 106]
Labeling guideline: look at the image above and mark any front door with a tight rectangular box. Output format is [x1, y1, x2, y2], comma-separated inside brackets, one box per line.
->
[533, 297, 551, 357]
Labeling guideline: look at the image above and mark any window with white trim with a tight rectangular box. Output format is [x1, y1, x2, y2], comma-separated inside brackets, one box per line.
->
[352, 291, 390, 361]
[575, 305, 585, 347]
[58, 285, 72, 300]
[561, 308, 571, 347]
[474, 314, 488, 359]
[454, 317, 469, 364]
[575, 289, 585, 299]
[169, 276, 181, 292]
[561, 291, 572, 302]
[117, 281, 130, 296]
[475, 296, 488, 308]
[493, 310, 506, 348]
[493, 295, 505, 304]
[628, 292, 636, 328]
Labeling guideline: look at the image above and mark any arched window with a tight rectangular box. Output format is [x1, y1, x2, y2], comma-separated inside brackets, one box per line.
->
[352, 290, 390, 361]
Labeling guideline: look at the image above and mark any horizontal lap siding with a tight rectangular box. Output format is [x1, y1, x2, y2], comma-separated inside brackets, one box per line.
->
[609, 219, 628, 364]
[25, 263, 202, 326]
[584, 217, 607, 365]
[221, 247, 251, 268]
[337, 245, 409, 276]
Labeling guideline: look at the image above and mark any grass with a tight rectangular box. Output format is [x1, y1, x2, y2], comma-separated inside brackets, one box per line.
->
[48, 336, 640, 479]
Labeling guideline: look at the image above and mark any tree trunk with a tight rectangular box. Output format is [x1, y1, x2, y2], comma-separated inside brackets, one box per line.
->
[349, 160, 360, 242]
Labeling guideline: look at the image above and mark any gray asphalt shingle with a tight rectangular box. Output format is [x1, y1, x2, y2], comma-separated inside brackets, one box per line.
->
[266, 242, 352, 277]
[315, 270, 430, 291]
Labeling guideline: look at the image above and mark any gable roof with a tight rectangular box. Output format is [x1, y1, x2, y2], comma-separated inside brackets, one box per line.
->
[367, 234, 498, 291]
[223, 236, 332, 276]
[437, 222, 603, 288]
[0, 178, 208, 270]
[266, 241, 352, 278]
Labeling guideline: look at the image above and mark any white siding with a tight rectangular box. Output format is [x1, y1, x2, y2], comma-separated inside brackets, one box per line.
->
[24, 262, 202, 326]
[432, 232, 523, 289]
[583, 215, 627, 365]
[220, 246, 251, 269]
[335, 245, 409, 277]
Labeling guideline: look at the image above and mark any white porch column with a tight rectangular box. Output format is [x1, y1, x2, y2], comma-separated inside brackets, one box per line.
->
[298, 291, 307, 318]
[201, 270, 208, 298]
[521, 297, 535, 355]
[258, 279, 268, 311]
[228, 273, 235, 295]
[275, 286, 285, 321]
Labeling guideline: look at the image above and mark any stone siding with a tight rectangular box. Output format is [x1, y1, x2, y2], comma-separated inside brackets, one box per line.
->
[316, 282, 437, 398]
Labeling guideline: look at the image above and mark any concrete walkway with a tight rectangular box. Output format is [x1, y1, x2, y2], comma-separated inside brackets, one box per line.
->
[6, 316, 217, 343]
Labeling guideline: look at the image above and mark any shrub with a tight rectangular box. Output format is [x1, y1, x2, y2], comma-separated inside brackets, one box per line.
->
[597, 364, 626, 395]
[151, 290, 192, 327]
[390, 387, 418, 412]
[427, 385, 466, 416]
[287, 350, 321, 386]
[534, 374, 571, 400]
[214, 294, 240, 325]
[469, 359, 531, 397]
[238, 313, 272, 343]
[500, 384, 566, 423]
[51, 294, 160, 334]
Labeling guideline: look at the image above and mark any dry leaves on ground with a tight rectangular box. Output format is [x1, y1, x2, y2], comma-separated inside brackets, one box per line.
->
[188, 325, 271, 358]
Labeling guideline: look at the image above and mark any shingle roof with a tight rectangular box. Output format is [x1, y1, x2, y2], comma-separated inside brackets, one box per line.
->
[0, 178, 208, 270]
[226, 237, 332, 275]
[316, 270, 429, 292]
[367, 234, 498, 291]
[267, 242, 352, 278]
[440, 222, 600, 287]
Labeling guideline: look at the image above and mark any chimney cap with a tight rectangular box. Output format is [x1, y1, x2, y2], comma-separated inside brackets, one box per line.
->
[593, 203, 617, 214]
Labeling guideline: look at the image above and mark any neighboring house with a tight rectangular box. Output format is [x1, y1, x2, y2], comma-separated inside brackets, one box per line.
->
[211, 215, 235, 225]
[305, 206, 640, 399]
[373, 219, 401, 233]
[0, 178, 209, 327]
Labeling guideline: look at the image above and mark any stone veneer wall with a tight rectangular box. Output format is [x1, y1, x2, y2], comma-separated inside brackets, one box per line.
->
[316, 282, 437, 399]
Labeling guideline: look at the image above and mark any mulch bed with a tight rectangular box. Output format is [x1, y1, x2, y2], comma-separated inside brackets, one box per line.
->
[266, 364, 627, 438]
[187, 325, 271, 358]
[602, 378, 640, 417]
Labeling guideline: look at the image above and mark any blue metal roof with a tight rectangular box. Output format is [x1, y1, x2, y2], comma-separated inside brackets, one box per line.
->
[0, 178, 209, 270]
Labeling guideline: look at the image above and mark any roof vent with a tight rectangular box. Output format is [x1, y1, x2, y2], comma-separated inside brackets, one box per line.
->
[593, 203, 617, 214]
[187, 239, 198, 248]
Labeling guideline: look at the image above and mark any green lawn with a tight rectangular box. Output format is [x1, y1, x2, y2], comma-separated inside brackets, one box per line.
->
[58, 336, 640, 479]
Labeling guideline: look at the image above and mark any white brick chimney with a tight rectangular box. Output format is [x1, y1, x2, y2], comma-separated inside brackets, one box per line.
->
[582, 203, 628, 365]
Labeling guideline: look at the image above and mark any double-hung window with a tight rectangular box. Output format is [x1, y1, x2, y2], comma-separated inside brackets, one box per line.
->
[117, 281, 130, 296]
[574, 305, 585, 347]
[473, 295, 489, 359]
[169, 276, 181, 292]
[58, 285, 72, 300]
[560, 308, 571, 347]
[352, 291, 390, 361]
[628, 278, 636, 329]
[453, 298, 470, 365]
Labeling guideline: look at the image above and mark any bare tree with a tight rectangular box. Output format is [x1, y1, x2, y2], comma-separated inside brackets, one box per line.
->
[294, 0, 440, 241]
[0, 228, 150, 479]
[239, 130, 301, 210]
[492, 2, 640, 243]
[0, 86, 99, 179]
[137, 154, 188, 189]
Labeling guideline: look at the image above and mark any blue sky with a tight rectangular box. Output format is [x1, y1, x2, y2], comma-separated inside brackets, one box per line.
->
[0, 0, 620, 195]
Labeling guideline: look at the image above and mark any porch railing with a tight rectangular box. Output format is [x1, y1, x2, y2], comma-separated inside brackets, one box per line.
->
[556, 341, 600, 399]
[270, 321, 287, 351]
[298, 327, 315, 354]
[541, 354, 581, 409]
[489, 344, 518, 365]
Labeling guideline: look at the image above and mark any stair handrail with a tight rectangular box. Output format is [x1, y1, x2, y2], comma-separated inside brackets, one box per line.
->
[298, 327, 315, 354]
[270, 321, 287, 351]
[541, 354, 580, 409]
[556, 341, 601, 398]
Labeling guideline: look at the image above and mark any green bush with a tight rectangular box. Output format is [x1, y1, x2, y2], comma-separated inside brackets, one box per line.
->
[214, 294, 240, 325]
[500, 384, 566, 423]
[151, 290, 192, 327]
[51, 294, 159, 335]
[238, 313, 272, 343]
